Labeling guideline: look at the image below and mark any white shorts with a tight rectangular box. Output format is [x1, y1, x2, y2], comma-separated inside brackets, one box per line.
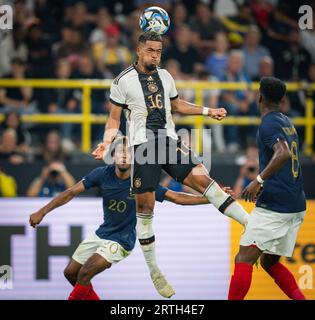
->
[72, 233, 131, 265]
[240, 207, 305, 257]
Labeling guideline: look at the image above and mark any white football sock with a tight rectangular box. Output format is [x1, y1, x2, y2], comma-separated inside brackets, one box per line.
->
[136, 212, 160, 275]
[203, 181, 248, 225]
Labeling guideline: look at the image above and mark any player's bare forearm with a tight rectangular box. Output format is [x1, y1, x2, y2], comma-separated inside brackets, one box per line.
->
[92, 104, 122, 160]
[171, 98, 203, 115]
[29, 181, 85, 227]
[103, 115, 120, 144]
[171, 97, 227, 120]
[260, 140, 291, 181]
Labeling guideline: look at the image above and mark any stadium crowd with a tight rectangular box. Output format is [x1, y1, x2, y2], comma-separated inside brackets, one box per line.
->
[0, 0, 315, 196]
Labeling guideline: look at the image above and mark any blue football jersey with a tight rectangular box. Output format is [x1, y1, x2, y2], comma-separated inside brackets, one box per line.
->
[82, 165, 168, 251]
[256, 112, 306, 213]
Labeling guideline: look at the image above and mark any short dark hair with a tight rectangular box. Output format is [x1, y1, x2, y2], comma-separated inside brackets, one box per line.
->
[259, 77, 286, 104]
[138, 31, 162, 44]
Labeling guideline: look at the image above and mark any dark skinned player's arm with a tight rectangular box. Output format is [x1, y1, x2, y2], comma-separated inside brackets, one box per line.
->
[164, 189, 209, 205]
[29, 181, 85, 228]
[259, 139, 291, 181]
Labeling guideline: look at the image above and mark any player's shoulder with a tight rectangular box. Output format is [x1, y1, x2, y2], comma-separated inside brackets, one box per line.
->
[89, 165, 112, 176]
[157, 67, 173, 78]
[261, 112, 284, 127]
[112, 65, 136, 85]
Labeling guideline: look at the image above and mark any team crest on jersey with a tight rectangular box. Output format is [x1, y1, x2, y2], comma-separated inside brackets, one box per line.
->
[134, 178, 142, 188]
[148, 83, 158, 92]
[147, 76, 158, 93]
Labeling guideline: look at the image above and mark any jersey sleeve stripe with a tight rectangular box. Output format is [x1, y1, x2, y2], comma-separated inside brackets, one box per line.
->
[113, 66, 134, 85]
[109, 97, 127, 108]
[170, 94, 179, 100]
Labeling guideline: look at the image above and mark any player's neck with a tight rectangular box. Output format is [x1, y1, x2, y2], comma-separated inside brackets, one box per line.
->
[261, 105, 279, 117]
[115, 167, 130, 180]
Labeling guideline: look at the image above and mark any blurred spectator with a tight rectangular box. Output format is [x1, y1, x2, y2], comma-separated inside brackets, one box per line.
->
[253, 56, 274, 81]
[92, 25, 132, 75]
[163, 24, 202, 76]
[279, 95, 300, 118]
[193, 69, 226, 153]
[122, 9, 143, 44]
[190, 2, 225, 56]
[300, 15, 315, 63]
[274, 29, 311, 81]
[265, 4, 297, 56]
[0, 128, 25, 165]
[53, 26, 90, 65]
[1, 111, 31, 154]
[213, 0, 238, 17]
[169, 3, 188, 36]
[41, 59, 79, 144]
[220, 2, 254, 47]
[26, 161, 75, 197]
[25, 23, 53, 77]
[89, 7, 112, 44]
[251, 0, 273, 29]
[63, 2, 94, 40]
[220, 50, 255, 152]
[0, 23, 28, 77]
[36, 130, 70, 162]
[72, 54, 107, 141]
[234, 157, 259, 198]
[46, 59, 77, 114]
[242, 25, 271, 80]
[64, 0, 104, 17]
[205, 32, 229, 80]
[72, 54, 105, 113]
[32, 0, 63, 42]
[0, 58, 36, 115]
[164, 59, 194, 99]
[0, 167, 17, 197]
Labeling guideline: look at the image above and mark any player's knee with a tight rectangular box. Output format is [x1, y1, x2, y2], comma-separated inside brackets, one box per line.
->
[137, 202, 154, 213]
[63, 267, 77, 283]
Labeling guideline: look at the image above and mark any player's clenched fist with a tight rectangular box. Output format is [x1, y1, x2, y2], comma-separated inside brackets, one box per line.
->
[29, 211, 44, 228]
[209, 108, 227, 120]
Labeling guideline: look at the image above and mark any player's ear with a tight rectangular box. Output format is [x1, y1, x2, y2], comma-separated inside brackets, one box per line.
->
[137, 43, 143, 56]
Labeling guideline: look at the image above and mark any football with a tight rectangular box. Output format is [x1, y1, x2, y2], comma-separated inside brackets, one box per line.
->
[139, 6, 170, 35]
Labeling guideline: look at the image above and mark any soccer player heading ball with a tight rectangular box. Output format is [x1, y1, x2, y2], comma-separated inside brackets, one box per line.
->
[92, 31, 249, 298]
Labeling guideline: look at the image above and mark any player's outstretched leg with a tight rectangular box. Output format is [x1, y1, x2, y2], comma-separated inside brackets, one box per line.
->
[68, 253, 111, 300]
[228, 245, 262, 300]
[136, 192, 175, 298]
[183, 165, 248, 225]
[260, 253, 306, 300]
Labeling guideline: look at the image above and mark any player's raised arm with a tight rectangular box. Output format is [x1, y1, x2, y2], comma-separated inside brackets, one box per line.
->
[92, 103, 122, 161]
[170, 96, 227, 120]
[164, 187, 234, 205]
[29, 180, 85, 228]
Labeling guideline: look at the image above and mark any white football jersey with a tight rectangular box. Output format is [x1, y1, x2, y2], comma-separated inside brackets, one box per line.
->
[109, 64, 179, 146]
